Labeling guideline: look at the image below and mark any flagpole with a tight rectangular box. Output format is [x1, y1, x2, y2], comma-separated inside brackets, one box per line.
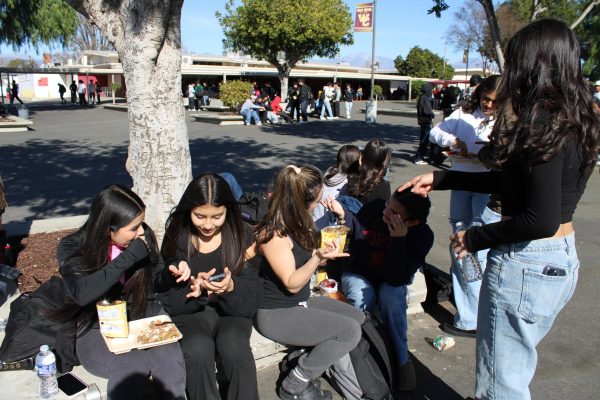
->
[369, 0, 377, 102]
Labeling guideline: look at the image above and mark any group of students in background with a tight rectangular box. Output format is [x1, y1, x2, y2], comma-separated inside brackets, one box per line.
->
[8, 18, 596, 400]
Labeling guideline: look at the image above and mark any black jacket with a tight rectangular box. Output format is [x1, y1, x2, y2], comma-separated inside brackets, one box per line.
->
[417, 82, 435, 125]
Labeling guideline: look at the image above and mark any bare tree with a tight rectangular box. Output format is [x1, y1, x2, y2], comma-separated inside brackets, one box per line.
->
[69, 13, 115, 52]
[571, 0, 600, 28]
[445, 0, 493, 73]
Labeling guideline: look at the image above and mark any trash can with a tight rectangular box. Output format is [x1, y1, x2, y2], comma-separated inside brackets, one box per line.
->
[365, 100, 377, 123]
[17, 107, 29, 119]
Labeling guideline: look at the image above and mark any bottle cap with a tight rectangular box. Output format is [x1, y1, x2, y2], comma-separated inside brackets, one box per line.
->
[40, 345, 49, 352]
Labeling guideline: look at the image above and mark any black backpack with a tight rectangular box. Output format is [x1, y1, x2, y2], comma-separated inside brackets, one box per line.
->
[238, 192, 269, 225]
[0, 276, 78, 372]
[348, 313, 395, 399]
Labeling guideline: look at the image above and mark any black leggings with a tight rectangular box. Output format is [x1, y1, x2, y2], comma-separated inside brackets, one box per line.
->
[172, 306, 258, 400]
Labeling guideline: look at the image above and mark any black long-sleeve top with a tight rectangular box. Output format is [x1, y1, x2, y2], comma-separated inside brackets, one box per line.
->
[432, 137, 591, 252]
[57, 228, 171, 317]
[158, 224, 263, 318]
[346, 199, 434, 287]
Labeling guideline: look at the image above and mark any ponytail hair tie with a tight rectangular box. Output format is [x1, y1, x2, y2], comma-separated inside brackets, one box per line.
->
[286, 165, 301, 174]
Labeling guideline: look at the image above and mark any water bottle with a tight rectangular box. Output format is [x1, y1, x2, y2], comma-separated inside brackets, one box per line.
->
[35, 345, 58, 399]
[453, 222, 483, 282]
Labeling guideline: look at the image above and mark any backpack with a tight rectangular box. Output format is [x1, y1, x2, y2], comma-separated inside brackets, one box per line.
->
[327, 313, 396, 400]
[238, 192, 269, 225]
[0, 276, 79, 373]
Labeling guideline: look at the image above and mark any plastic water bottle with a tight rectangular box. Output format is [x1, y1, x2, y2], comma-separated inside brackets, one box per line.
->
[453, 222, 483, 282]
[35, 345, 58, 399]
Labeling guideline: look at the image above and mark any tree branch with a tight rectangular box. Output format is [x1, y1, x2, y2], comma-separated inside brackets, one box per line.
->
[571, 0, 599, 29]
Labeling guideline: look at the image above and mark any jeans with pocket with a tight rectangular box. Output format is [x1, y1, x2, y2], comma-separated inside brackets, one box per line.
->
[449, 191, 494, 331]
[475, 233, 579, 400]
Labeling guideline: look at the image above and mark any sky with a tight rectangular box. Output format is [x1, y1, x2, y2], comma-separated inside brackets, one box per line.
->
[2, 0, 477, 68]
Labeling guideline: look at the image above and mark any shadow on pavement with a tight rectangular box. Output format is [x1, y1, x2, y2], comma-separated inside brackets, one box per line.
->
[406, 353, 465, 400]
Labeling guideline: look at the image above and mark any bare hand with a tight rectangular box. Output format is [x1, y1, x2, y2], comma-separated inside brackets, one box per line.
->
[168, 260, 191, 283]
[320, 196, 344, 219]
[387, 214, 408, 237]
[450, 230, 468, 259]
[396, 173, 434, 197]
[315, 240, 349, 261]
[453, 138, 468, 156]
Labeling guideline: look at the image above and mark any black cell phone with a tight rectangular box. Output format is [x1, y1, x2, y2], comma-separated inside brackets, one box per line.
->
[57, 372, 88, 398]
[207, 273, 226, 283]
[542, 266, 567, 276]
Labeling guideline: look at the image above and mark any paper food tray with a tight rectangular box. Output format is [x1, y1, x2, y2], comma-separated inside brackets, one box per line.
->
[101, 315, 182, 354]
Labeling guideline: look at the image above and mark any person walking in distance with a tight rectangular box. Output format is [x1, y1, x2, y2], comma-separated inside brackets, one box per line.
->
[69, 80, 77, 104]
[77, 80, 87, 106]
[10, 80, 24, 105]
[399, 19, 600, 400]
[58, 83, 67, 104]
[87, 81, 96, 105]
[343, 83, 354, 119]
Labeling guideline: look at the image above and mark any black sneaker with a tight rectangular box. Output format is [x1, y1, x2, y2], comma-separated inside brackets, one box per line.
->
[441, 322, 477, 338]
[277, 381, 332, 400]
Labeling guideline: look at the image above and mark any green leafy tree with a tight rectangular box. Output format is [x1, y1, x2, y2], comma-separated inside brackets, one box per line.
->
[220, 80, 253, 111]
[0, 0, 77, 49]
[217, 0, 353, 100]
[395, 46, 454, 79]
[580, 7, 600, 79]
[411, 80, 425, 100]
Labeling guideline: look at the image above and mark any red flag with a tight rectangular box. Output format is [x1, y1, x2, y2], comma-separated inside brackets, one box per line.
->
[354, 3, 373, 32]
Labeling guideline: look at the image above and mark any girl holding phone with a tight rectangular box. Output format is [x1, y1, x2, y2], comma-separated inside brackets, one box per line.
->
[159, 173, 262, 400]
[56, 185, 187, 400]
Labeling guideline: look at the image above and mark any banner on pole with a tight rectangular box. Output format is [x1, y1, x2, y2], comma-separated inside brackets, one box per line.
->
[354, 3, 373, 32]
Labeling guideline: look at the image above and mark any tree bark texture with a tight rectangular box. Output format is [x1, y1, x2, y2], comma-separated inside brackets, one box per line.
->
[277, 64, 291, 102]
[65, 0, 192, 241]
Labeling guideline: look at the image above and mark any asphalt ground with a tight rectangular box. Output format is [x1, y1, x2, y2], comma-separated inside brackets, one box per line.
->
[0, 101, 599, 399]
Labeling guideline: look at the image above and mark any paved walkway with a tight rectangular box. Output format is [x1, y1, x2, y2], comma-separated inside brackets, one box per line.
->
[1, 101, 599, 399]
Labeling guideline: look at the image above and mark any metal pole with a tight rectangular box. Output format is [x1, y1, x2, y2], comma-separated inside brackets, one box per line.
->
[369, 0, 377, 101]
[465, 43, 470, 85]
[0, 73, 4, 106]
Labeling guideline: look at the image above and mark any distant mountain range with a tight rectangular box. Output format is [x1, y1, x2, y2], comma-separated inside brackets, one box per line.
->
[311, 52, 396, 70]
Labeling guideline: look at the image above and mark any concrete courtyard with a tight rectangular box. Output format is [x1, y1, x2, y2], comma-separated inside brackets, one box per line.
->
[0, 101, 599, 399]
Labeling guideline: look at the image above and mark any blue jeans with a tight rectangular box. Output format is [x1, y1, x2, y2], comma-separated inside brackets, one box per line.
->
[475, 233, 579, 400]
[320, 100, 333, 118]
[241, 109, 259, 125]
[342, 272, 410, 366]
[449, 190, 492, 330]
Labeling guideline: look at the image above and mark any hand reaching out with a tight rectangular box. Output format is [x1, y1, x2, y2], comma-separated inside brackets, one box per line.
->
[168, 260, 191, 283]
[186, 267, 233, 298]
[396, 173, 434, 197]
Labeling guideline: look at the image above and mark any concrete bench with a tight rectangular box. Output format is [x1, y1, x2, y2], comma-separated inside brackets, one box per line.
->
[191, 113, 245, 126]
[0, 115, 34, 133]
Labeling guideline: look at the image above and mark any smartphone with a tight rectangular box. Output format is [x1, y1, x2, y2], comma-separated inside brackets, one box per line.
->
[207, 273, 226, 283]
[57, 372, 88, 398]
[542, 266, 567, 276]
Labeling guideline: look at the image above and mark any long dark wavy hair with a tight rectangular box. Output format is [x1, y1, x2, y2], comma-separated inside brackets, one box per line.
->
[54, 185, 158, 326]
[255, 165, 322, 251]
[324, 144, 360, 185]
[461, 74, 501, 114]
[161, 173, 246, 276]
[346, 139, 390, 198]
[489, 19, 600, 171]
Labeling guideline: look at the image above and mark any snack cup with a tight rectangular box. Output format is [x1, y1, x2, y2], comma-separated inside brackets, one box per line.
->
[320, 225, 350, 252]
[319, 278, 338, 294]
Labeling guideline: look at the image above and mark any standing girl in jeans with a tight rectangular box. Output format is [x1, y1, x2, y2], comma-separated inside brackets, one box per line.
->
[428, 75, 501, 338]
[400, 19, 600, 399]
[254, 165, 364, 400]
[55, 185, 187, 400]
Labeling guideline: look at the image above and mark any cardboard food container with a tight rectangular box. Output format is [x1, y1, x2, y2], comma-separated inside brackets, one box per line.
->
[97, 300, 128, 338]
[320, 225, 350, 252]
[101, 315, 182, 354]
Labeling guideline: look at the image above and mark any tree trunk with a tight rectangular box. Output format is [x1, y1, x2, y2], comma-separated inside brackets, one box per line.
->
[477, 0, 505, 73]
[68, 0, 192, 241]
[277, 64, 291, 102]
[571, 0, 599, 29]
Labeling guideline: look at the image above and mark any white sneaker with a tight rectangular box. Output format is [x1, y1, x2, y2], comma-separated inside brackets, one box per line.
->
[326, 116, 333, 120]
[333, 116, 339, 119]
[320, 116, 325, 120]
[256, 122, 262, 126]
[346, 115, 350, 119]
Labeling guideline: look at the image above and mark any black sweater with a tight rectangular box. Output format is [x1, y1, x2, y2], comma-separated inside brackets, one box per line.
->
[158, 224, 263, 318]
[433, 137, 590, 251]
[346, 199, 434, 287]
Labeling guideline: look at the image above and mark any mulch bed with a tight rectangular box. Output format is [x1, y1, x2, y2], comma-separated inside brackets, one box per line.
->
[12, 229, 76, 292]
